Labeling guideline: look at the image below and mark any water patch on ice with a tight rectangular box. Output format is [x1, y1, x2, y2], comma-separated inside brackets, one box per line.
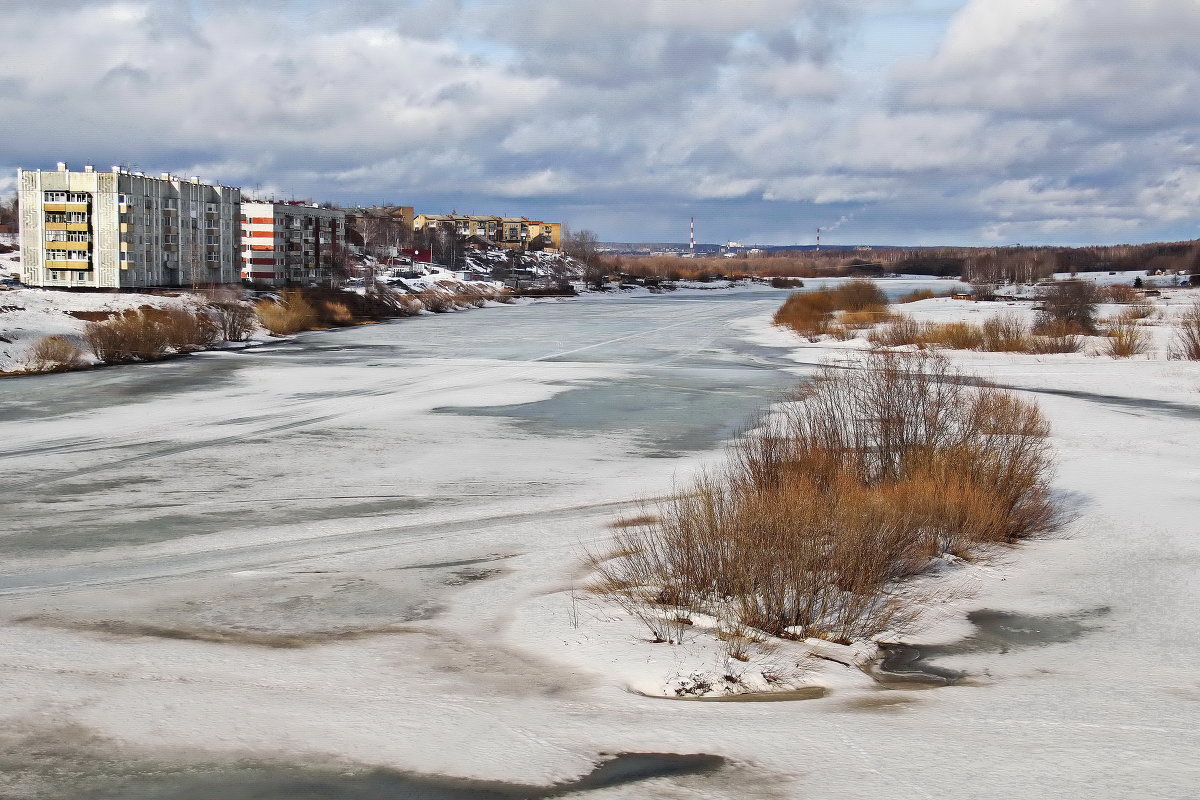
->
[434, 367, 794, 456]
[0, 724, 728, 800]
[873, 607, 1110, 686]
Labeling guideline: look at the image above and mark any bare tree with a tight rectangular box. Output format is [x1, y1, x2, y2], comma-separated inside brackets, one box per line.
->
[563, 227, 607, 288]
[0, 193, 17, 231]
[1038, 280, 1101, 334]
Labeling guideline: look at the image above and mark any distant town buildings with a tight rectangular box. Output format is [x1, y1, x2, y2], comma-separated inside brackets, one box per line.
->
[414, 213, 561, 251]
[240, 201, 345, 287]
[18, 163, 240, 288]
[15, 161, 564, 287]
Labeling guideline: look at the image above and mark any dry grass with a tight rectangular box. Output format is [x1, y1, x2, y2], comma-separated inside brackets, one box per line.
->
[1169, 302, 1200, 360]
[84, 310, 170, 363]
[869, 313, 1083, 354]
[415, 289, 453, 313]
[256, 290, 319, 335]
[867, 316, 927, 347]
[590, 352, 1058, 644]
[896, 288, 952, 303]
[774, 280, 888, 339]
[28, 335, 85, 373]
[1115, 301, 1154, 323]
[980, 314, 1031, 352]
[1103, 318, 1150, 358]
[320, 301, 355, 325]
[156, 307, 220, 352]
[926, 321, 986, 350]
[83, 307, 221, 363]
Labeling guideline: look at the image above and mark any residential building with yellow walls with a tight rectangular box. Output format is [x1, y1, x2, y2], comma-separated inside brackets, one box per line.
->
[414, 213, 561, 251]
[17, 162, 240, 288]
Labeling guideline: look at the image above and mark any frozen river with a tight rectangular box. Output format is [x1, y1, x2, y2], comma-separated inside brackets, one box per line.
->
[1, 283, 1196, 799]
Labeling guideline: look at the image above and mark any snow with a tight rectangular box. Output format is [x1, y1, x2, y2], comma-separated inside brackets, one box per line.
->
[0, 281, 1197, 797]
[0, 287, 223, 372]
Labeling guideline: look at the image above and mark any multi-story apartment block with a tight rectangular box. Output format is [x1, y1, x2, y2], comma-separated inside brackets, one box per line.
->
[414, 213, 561, 251]
[240, 202, 345, 286]
[18, 162, 240, 288]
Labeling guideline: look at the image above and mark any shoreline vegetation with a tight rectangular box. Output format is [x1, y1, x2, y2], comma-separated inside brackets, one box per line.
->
[589, 350, 1060, 656]
[4, 283, 514, 377]
[774, 278, 1200, 361]
[587, 276, 1197, 696]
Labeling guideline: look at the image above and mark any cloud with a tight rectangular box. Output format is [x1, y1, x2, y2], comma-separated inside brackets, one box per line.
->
[1, 0, 1198, 245]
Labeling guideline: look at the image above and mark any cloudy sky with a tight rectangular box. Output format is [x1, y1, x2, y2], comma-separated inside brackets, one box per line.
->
[2, 0, 1198, 246]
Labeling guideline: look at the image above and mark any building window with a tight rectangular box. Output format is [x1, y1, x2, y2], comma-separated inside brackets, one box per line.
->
[68, 192, 90, 203]
[43, 191, 67, 203]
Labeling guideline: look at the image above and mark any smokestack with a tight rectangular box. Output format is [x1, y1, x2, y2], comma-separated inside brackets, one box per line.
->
[816, 227, 821, 252]
[690, 217, 695, 254]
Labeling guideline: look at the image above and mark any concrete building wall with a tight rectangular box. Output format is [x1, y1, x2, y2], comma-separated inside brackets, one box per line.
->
[240, 202, 345, 286]
[18, 163, 240, 289]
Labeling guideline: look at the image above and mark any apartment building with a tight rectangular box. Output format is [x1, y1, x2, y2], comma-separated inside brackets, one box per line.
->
[240, 202, 345, 286]
[17, 162, 240, 288]
[414, 213, 561, 251]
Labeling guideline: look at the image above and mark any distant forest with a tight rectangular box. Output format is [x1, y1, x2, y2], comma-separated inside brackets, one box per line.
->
[607, 240, 1200, 283]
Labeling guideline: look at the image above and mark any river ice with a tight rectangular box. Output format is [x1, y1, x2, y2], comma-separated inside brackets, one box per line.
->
[1, 282, 1196, 799]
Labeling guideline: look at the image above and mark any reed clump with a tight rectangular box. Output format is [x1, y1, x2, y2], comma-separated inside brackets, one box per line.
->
[1102, 317, 1150, 358]
[27, 335, 85, 373]
[256, 290, 319, 335]
[591, 352, 1058, 644]
[773, 280, 889, 339]
[869, 313, 1083, 355]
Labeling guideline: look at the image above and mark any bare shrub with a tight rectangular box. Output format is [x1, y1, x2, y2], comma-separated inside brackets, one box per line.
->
[591, 352, 1057, 644]
[1169, 302, 1200, 360]
[84, 310, 171, 364]
[1038, 280, 1100, 334]
[1103, 318, 1150, 358]
[28, 335, 84, 372]
[158, 307, 220, 352]
[1102, 284, 1138, 304]
[255, 290, 319, 335]
[830, 279, 888, 312]
[209, 301, 255, 342]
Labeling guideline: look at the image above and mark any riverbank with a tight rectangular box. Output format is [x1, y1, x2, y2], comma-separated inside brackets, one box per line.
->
[1, 284, 1194, 798]
[511, 289, 1199, 710]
